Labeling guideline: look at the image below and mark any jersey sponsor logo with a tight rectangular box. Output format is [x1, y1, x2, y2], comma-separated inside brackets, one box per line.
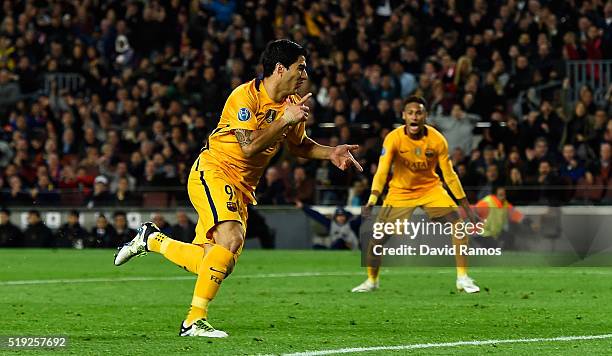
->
[264, 109, 278, 123]
[410, 161, 429, 170]
[238, 108, 251, 121]
[403, 157, 429, 171]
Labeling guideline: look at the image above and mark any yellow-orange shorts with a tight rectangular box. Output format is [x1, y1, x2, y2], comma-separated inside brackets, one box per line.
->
[187, 164, 248, 251]
[379, 184, 457, 222]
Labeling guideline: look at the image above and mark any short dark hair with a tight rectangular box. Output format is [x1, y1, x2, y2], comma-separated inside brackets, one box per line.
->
[69, 210, 79, 218]
[0, 208, 9, 216]
[261, 39, 307, 78]
[404, 95, 428, 111]
[28, 210, 40, 218]
[114, 211, 127, 219]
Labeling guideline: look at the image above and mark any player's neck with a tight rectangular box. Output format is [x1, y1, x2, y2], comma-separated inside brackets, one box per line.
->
[405, 126, 425, 140]
[262, 77, 289, 103]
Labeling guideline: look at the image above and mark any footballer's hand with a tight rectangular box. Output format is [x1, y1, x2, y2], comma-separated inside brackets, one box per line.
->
[282, 93, 312, 126]
[464, 206, 480, 225]
[459, 198, 480, 225]
[330, 144, 363, 172]
[362, 203, 374, 219]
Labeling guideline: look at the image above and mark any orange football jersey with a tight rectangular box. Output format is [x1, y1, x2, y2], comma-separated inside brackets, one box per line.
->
[372, 125, 466, 200]
[196, 78, 305, 202]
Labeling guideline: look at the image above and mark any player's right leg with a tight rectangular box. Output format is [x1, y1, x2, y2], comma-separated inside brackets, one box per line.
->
[180, 220, 244, 337]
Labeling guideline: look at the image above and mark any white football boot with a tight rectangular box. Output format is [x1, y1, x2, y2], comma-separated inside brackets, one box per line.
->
[456, 275, 480, 293]
[179, 319, 228, 338]
[351, 279, 379, 292]
[113, 222, 159, 266]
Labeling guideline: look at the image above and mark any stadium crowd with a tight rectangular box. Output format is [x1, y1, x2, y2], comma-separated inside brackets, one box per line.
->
[0, 0, 612, 211]
[0, 208, 198, 247]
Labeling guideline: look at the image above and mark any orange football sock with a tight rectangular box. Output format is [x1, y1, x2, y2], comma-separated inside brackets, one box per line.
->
[367, 266, 380, 282]
[453, 223, 469, 277]
[147, 233, 207, 274]
[186, 245, 235, 324]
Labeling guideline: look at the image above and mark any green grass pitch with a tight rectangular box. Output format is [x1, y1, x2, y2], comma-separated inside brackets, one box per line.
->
[1, 249, 612, 355]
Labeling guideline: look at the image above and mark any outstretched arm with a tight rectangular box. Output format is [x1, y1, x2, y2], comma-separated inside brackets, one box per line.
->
[300, 204, 332, 232]
[288, 137, 363, 171]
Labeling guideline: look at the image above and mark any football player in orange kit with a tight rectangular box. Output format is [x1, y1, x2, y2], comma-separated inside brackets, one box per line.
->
[351, 95, 480, 294]
[114, 39, 362, 337]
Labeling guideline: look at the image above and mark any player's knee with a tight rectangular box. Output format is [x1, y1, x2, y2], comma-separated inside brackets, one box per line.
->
[213, 221, 244, 254]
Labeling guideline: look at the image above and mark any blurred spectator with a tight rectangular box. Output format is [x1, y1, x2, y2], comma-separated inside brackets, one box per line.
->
[113, 211, 136, 244]
[587, 142, 612, 187]
[0, 69, 20, 114]
[31, 174, 60, 205]
[112, 176, 141, 206]
[0, 208, 23, 247]
[110, 162, 137, 192]
[559, 144, 586, 184]
[89, 214, 118, 248]
[87, 175, 113, 208]
[257, 166, 286, 205]
[23, 210, 54, 247]
[297, 202, 360, 250]
[172, 211, 196, 243]
[474, 186, 533, 249]
[152, 212, 172, 236]
[536, 160, 562, 204]
[56, 210, 89, 248]
[285, 166, 315, 205]
[2, 175, 31, 205]
[506, 167, 529, 205]
[429, 104, 480, 155]
[477, 165, 502, 200]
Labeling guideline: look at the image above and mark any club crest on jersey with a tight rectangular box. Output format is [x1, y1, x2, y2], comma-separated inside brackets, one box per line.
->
[425, 149, 434, 158]
[264, 109, 278, 123]
[238, 108, 251, 121]
[227, 202, 238, 212]
[415, 147, 422, 156]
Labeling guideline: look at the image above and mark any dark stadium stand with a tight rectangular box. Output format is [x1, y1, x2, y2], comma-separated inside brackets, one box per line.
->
[0, 0, 611, 242]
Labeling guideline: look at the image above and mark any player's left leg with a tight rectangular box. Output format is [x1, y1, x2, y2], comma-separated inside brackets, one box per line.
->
[352, 205, 415, 292]
[114, 168, 217, 271]
[423, 187, 480, 293]
[114, 220, 211, 271]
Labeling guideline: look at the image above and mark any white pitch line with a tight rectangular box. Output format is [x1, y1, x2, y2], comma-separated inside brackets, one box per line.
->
[0, 271, 364, 286]
[280, 334, 612, 356]
[2, 268, 612, 286]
